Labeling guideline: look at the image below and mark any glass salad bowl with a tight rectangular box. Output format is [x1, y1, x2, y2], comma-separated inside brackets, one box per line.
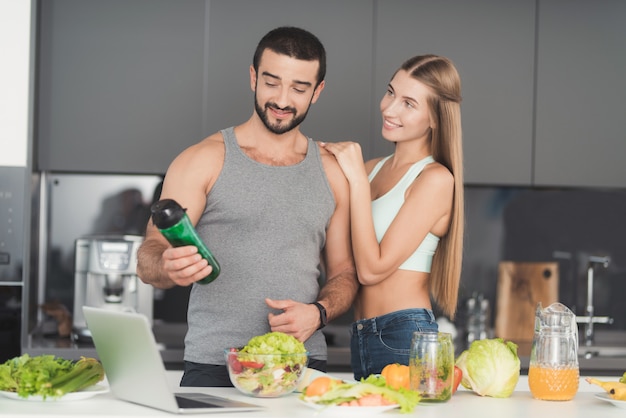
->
[225, 348, 309, 397]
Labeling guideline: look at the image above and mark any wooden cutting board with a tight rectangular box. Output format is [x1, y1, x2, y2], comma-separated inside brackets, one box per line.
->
[495, 261, 559, 342]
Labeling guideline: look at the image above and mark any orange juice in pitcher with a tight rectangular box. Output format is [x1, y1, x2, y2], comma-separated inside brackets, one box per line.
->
[528, 303, 579, 401]
[528, 365, 579, 400]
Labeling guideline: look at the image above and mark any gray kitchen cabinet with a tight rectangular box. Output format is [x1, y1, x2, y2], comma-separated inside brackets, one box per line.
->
[36, 1, 624, 187]
[534, 0, 626, 188]
[201, 0, 374, 153]
[36, 0, 373, 174]
[37, 0, 206, 174]
[372, 0, 536, 185]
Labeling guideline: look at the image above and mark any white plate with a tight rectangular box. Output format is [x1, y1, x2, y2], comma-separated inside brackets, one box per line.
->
[0, 384, 109, 402]
[595, 393, 626, 409]
[298, 399, 399, 415]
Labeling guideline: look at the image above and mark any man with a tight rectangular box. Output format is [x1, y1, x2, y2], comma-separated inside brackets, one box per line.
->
[136, 26, 358, 387]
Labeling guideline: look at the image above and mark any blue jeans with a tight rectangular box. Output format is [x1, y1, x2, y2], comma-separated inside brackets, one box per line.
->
[350, 308, 438, 381]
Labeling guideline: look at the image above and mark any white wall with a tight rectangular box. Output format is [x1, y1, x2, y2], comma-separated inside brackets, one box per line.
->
[0, 0, 33, 167]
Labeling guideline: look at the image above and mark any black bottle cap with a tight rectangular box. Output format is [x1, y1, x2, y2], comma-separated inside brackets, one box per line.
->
[150, 199, 187, 229]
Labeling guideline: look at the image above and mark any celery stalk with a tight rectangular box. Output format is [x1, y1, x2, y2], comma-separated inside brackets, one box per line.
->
[46, 357, 105, 397]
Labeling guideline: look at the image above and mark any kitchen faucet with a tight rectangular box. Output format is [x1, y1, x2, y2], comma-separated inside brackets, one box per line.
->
[575, 255, 613, 346]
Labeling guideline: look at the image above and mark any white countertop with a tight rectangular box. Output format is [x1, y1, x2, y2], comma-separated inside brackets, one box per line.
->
[1, 371, 624, 417]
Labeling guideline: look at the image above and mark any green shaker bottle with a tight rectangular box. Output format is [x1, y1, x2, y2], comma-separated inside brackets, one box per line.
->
[150, 198, 220, 284]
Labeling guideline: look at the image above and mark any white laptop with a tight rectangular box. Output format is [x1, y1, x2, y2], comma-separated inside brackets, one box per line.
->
[83, 306, 263, 414]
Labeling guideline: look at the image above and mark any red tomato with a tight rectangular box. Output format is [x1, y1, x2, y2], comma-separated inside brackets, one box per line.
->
[239, 361, 264, 369]
[227, 349, 242, 374]
[452, 366, 462, 394]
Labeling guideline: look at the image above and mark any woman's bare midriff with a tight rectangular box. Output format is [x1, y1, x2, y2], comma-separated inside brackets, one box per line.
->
[353, 269, 431, 320]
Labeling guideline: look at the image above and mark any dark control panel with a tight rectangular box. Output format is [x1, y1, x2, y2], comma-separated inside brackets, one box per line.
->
[0, 166, 26, 282]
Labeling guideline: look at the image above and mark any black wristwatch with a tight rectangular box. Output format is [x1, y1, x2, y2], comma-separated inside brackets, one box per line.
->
[311, 302, 327, 330]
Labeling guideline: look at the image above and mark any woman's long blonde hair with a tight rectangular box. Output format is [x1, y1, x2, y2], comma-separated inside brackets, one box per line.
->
[399, 55, 464, 319]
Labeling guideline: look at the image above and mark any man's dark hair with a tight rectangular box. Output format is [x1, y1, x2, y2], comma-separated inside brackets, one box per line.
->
[253, 26, 326, 86]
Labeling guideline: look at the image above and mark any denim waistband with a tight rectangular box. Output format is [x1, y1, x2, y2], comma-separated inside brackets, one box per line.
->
[350, 308, 436, 334]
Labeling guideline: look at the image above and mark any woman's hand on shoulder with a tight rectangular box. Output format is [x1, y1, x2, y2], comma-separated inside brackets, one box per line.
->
[320, 141, 368, 184]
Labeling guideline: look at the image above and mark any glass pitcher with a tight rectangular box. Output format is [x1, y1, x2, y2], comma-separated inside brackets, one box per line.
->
[528, 302, 579, 401]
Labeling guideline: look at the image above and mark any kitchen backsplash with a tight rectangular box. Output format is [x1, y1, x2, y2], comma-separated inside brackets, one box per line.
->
[461, 186, 626, 331]
[34, 173, 626, 333]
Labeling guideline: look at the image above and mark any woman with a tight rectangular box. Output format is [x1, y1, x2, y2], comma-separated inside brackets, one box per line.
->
[322, 54, 464, 380]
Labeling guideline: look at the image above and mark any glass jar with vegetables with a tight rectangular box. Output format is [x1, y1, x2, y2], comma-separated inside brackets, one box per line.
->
[409, 332, 454, 402]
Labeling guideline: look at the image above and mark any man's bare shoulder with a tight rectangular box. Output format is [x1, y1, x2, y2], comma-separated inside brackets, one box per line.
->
[171, 132, 225, 168]
[190, 131, 225, 154]
[162, 132, 226, 199]
[316, 141, 346, 178]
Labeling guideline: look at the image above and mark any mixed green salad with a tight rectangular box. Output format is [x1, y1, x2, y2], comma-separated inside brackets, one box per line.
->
[0, 354, 105, 399]
[300, 374, 421, 414]
[226, 332, 308, 397]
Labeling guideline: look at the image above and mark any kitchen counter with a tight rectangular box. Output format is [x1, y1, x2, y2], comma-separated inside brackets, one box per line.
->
[23, 324, 626, 374]
[25, 322, 354, 371]
[24, 331, 351, 372]
[1, 371, 625, 417]
[24, 321, 186, 368]
[23, 339, 626, 375]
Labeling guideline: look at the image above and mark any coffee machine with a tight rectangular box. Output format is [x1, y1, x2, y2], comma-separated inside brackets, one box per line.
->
[72, 235, 153, 341]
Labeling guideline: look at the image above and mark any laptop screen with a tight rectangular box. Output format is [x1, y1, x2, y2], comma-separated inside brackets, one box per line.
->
[83, 307, 262, 414]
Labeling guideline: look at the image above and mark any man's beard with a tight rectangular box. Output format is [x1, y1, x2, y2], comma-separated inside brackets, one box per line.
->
[254, 97, 310, 135]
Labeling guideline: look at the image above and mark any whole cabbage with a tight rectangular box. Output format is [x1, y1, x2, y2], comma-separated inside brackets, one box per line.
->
[455, 338, 520, 398]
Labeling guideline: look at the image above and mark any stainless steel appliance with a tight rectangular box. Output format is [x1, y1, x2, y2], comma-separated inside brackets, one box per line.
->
[72, 235, 153, 341]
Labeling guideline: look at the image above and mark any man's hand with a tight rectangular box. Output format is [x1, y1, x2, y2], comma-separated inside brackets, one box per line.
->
[161, 245, 212, 287]
[265, 298, 320, 342]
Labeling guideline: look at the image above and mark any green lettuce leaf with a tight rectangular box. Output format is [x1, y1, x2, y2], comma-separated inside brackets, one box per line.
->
[455, 338, 521, 398]
[0, 354, 104, 399]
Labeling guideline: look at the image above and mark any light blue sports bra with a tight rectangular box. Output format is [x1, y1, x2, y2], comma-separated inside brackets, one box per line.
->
[369, 155, 440, 273]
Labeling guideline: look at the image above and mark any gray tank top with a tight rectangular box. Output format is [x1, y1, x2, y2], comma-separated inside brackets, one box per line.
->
[185, 127, 335, 364]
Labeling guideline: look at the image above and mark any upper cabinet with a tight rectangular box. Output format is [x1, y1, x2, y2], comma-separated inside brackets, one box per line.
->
[37, 0, 206, 174]
[373, 0, 536, 186]
[36, 0, 373, 175]
[201, 0, 374, 152]
[534, 0, 626, 188]
[35, 1, 625, 188]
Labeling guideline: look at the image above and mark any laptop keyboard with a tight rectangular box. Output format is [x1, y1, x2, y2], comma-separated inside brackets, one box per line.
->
[175, 395, 220, 408]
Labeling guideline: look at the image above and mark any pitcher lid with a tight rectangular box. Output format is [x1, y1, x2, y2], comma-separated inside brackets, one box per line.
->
[536, 302, 577, 331]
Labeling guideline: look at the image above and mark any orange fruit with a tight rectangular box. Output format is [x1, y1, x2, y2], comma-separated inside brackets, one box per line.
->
[305, 376, 338, 397]
[381, 363, 410, 390]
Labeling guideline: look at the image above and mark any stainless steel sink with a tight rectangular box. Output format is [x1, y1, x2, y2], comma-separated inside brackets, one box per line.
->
[579, 345, 626, 358]
[577, 330, 626, 358]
